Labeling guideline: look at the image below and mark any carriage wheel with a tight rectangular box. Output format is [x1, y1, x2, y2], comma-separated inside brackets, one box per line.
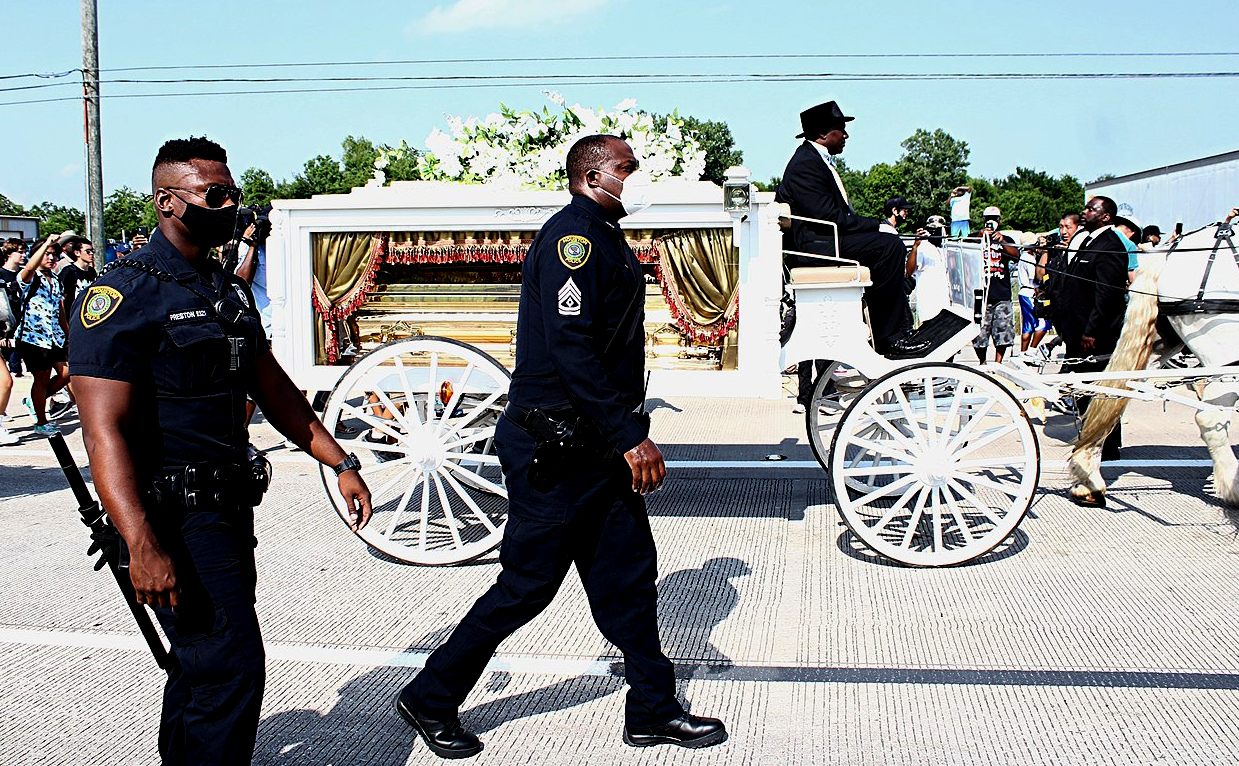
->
[829, 362, 1039, 567]
[806, 361, 868, 473]
[320, 336, 509, 565]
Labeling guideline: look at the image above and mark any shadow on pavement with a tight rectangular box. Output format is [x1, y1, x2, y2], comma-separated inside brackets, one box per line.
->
[252, 557, 750, 763]
[836, 525, 1030, 568]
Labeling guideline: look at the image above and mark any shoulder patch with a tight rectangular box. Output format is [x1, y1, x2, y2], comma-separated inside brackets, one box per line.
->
[557, 235, 591, 270]
[80, 285, 124, 328]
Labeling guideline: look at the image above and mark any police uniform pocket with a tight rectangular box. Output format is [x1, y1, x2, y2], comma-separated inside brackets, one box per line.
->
[161, 320, 231, 392]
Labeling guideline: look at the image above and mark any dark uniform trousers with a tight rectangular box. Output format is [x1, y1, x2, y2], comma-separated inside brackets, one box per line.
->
[150, 502, 265, 766]
[408, 415, 683, 727]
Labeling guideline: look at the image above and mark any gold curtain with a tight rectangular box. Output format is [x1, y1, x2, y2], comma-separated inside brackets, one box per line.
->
[312, 232, 381, 363]
[656, 228, 739, 343]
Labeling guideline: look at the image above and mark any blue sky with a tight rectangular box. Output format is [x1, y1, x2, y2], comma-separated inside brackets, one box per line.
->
[3, 0, 1237, 209]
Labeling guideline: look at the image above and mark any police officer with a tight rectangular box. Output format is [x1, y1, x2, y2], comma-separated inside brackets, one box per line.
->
[68, 136, 372, 765]
[396, 135, 726, 759]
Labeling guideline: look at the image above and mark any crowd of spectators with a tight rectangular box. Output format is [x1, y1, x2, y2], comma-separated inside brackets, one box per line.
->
[0, 229, 151, 445]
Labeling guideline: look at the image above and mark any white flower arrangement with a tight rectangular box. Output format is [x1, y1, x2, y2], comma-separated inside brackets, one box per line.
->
[416, 93, 708, 190]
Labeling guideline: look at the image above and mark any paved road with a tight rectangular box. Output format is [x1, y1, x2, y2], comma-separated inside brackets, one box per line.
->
[2, 375, 1237, 765]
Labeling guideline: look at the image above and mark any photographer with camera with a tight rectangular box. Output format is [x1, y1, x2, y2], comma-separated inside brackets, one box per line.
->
[971, 206, 1019, 363]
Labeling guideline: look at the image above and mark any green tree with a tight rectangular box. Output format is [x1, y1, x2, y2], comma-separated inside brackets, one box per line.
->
[895, 128, 970, 224]
[0, 193, 27, 216]
[30, 202, 86, 239]
[848, 162, 908, 220]
[240, 167, 277, 208]
[341, 136, 380, 190]
[102, 186, 150, 239]
[753, 176, 781, 193]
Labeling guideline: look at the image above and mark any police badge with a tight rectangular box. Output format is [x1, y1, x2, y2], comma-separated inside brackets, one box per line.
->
[557, 235, 591, 270]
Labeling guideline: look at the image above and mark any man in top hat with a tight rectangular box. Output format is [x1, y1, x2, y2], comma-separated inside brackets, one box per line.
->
[776, 100, 927, 359]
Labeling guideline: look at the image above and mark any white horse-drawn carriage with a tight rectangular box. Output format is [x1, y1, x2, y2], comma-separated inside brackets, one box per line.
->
[307, 193, 1238, 570]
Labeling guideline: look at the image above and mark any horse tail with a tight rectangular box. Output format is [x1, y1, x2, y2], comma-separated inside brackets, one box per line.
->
[1068, 267, 1161, 493]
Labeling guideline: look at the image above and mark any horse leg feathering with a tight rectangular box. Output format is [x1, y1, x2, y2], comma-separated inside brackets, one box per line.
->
[1066, 267, 1161, 505]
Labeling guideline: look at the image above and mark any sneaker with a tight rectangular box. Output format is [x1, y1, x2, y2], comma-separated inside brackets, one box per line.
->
[47, 398, 76, 421]
[33, 423, 60, 436]
[791, 402, 806, 414]
[0, 427, 18, 446]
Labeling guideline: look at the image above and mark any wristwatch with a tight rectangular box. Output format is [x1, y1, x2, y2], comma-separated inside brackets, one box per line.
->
[332, 452, 361, 476]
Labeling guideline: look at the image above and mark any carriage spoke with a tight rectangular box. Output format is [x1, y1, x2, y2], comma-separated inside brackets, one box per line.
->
[440, 468, 500, 533]
[931, 486, 945, 552]
[334, 438, 414, 456]
[392, 354, 423, 427]
[946, 477, 1005, 527]
[954, 456, 1029, 470]
[951, 472, 1026, 499]
[870, 480, 923, 534]
[425, 351, 439, 424]
[432, 473, 464, 549]
[862, 407, 922, 456]
[417, 474, 432, 551]
[443, 459, 507, 496]
[442, 388, 506, 440]
[844, 436, 918, 466]
[900, 487, 929, 549]
[941, 485, 977, 546]
[851, 473, 920, 508]
[367, 383, 413, 434]
[437, 362, 475, 430]
[449, 453, 501, 466]
[369, 464, 416, 504]
[383, 468, 423, 538]
[841, 464, 915, 477]
[944, 398, 998, 452]
[442, 426, 497, 452]
[923, 375, 937, 448]
[953, 423, 1019, 459]
[341, 403, 406, 444]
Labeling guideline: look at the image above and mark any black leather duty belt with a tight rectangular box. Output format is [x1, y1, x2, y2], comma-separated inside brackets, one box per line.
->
[147, 461, 270, 510]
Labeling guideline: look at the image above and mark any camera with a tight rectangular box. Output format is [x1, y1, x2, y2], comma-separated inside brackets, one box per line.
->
[1042, 231, 1062, 248]
[234, 205, 272, 242]
[983, 219, 999, 232]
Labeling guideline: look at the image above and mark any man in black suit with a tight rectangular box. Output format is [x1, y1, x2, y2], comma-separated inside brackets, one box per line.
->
[1056, 195, 1129, 464]
[776, 100, 924, 360]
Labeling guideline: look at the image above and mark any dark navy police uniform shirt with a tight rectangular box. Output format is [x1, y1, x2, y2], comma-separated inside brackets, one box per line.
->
[507, 195, 649, 454]
[68, 229, 266, 476]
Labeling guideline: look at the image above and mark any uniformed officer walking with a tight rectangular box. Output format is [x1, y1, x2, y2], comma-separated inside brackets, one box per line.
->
[68, 136, 372, 765]
[396, 135, 727, 758]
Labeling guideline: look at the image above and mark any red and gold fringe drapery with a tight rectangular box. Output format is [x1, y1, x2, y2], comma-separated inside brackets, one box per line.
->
[653, 243, 740, 346]
[383, 239, 660, 265]
[312, 235, 385, 363]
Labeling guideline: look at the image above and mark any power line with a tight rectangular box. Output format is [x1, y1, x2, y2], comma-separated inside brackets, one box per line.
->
[5, 50, 1239, 80]
[4, 69, 1239, 106]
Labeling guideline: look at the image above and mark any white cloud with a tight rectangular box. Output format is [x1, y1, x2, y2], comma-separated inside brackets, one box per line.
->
[59, 163, 81, 178]
[412, 0, 609, 35]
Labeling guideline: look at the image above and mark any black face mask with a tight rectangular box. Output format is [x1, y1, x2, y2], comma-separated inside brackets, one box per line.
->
[177, 198, 238, 248]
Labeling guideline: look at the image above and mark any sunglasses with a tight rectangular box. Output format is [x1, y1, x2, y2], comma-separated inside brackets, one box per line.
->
[165, 183, 243, 208]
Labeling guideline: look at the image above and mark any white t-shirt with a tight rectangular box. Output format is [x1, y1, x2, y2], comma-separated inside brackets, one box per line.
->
[1016, 255, 1037, 296]
[913, 241, 950, 322]
[948, 192, 971, 223]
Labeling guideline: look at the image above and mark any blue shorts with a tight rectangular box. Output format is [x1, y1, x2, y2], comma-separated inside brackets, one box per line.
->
[951, 220, 970, 238]
[1019, 294, 1049, 333]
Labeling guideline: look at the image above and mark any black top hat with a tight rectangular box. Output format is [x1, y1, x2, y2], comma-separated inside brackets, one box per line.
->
[796, 100, 854, 139]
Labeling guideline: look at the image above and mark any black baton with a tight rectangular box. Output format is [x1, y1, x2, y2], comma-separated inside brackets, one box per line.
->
[47, 433, 175, 673]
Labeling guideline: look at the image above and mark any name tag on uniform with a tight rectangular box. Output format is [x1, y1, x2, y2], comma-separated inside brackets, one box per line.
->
[168, 308, 210, 322]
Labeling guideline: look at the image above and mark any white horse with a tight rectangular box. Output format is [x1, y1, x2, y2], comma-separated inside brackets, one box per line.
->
[1068, 221, 1239, 507]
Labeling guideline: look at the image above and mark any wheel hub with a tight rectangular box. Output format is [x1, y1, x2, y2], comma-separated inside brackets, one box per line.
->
[407, 423, 447, 472]
[916, 452, 953, 488]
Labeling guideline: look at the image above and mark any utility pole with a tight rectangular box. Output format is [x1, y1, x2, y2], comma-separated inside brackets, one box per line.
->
[81, 0, 104, 255]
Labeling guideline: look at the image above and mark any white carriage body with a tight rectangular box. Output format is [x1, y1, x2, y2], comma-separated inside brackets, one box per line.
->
[265, 176, 788, 400]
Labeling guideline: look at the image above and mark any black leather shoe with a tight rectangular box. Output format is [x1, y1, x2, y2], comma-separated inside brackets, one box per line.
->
[396, 688, 483, 759]
[624, 713, 728, 749]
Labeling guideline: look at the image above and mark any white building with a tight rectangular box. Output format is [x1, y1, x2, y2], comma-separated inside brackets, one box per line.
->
[0, 215, 39, 241]
[1086, 149, 1239, 234]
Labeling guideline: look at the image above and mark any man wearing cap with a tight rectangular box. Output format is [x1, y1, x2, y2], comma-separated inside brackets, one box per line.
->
[1141, 225, 1162, 249]
[1113, 214, 1142, 285]
[880, 197, 911, 236]
[776, 100, 926, 358]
